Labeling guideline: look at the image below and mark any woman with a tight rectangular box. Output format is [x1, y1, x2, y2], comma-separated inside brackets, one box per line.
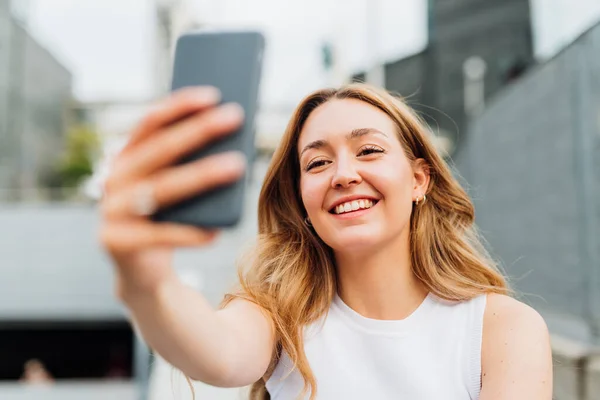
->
[100, 83, 553, 399]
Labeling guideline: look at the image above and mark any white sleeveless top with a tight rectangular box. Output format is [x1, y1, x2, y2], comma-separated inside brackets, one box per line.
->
[266, 292, 487, 400]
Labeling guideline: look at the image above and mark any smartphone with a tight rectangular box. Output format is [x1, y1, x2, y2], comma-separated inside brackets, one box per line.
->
[152, 30, 265, 228]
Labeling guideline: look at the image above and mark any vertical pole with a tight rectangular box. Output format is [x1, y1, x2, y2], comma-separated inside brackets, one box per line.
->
[133, 333, 151, 400]
[463, 56, 487, 118]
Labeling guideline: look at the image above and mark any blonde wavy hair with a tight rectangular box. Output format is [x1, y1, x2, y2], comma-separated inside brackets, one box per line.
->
[220, 83, 509, 399]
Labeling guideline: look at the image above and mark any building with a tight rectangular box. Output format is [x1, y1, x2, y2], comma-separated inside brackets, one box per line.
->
[453, 19, 600, 399]
[0, 0, 73, 201]
[354, 0, 534, 151]
[457, 18, 600, 340]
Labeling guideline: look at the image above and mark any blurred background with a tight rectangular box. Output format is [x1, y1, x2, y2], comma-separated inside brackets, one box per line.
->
[0, 0, 599, 399]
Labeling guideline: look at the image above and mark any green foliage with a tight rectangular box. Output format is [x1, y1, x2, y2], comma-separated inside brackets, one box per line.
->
[44, 125, 100, 188]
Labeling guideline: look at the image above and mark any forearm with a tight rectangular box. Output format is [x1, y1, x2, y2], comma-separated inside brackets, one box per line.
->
[119, 275, 238, 386]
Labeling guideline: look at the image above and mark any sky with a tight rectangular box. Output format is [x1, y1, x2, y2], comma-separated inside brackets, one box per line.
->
[25, 0, 428, 107]
[22, 0, 600, 107]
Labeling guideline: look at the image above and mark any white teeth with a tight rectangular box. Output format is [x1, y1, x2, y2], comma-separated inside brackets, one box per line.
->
[334, 199, 375, 214]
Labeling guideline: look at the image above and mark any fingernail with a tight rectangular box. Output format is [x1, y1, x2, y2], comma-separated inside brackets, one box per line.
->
[218, 103, 245, 121]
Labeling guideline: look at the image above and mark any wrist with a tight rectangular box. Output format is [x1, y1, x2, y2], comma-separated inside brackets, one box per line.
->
[115, 266, 179, 305]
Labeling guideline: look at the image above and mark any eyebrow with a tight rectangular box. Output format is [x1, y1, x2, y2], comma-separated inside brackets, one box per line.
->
[299, 128, 388, 158]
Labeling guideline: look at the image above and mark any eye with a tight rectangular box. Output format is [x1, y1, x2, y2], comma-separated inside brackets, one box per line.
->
[305, 158, 329, 171]
[358, 145, 385, 156]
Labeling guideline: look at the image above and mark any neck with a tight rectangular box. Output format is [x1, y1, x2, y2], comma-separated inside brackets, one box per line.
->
[334, 229, 428, 320]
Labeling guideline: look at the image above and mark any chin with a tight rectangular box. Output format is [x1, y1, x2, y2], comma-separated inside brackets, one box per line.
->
[322, 227, 386, 253]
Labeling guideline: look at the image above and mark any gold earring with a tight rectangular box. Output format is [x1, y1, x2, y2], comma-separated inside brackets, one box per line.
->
[415, 194, 427, 206]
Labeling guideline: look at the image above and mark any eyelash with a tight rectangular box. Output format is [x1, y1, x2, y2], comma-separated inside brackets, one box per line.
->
[358, 145, 384, 156]
[305, 145, 385, 171]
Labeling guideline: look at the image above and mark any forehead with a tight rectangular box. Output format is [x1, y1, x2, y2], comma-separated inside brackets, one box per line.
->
[298, 98, 397, 146]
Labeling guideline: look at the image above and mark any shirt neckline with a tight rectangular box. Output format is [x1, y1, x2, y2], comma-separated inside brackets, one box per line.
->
[331, 291, 436, 336]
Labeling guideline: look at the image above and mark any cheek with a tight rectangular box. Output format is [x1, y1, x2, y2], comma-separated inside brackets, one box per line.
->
[367, 160, 414, 201]
[370, 165, 415, 229]
[300, 177, 326, 214]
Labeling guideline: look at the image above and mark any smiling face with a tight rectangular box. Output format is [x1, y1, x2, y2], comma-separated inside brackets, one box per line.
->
[298, 98, 429, 254]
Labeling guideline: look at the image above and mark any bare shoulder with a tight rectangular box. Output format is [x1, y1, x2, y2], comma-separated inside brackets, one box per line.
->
[483, 293, 550, 352]
[480, 294, 553, 399]
[484, 293, 548, 333]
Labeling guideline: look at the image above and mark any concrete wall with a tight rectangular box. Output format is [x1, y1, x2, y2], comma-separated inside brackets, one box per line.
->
[454, 22, 600, 343]
[0, 205, 124, 320]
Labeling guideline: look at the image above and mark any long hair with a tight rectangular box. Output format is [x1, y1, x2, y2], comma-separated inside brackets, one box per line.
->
[221, 83, 509, 399]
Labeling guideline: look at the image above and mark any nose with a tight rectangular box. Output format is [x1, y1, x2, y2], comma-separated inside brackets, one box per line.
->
[331, 157, 362, 189]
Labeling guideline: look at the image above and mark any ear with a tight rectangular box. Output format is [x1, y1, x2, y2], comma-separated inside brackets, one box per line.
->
[412, 158, 430, 198]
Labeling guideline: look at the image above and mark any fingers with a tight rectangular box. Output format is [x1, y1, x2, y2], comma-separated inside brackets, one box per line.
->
[99, 220, 220, 254]
[101, 151, 246, 220]
[108, 102, 244, 191]
[99, 89, 245, 258]
[121, 86, 222, 155]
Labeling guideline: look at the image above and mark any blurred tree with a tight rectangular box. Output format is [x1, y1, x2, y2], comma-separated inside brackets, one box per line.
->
[41, 125, 100, 190]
